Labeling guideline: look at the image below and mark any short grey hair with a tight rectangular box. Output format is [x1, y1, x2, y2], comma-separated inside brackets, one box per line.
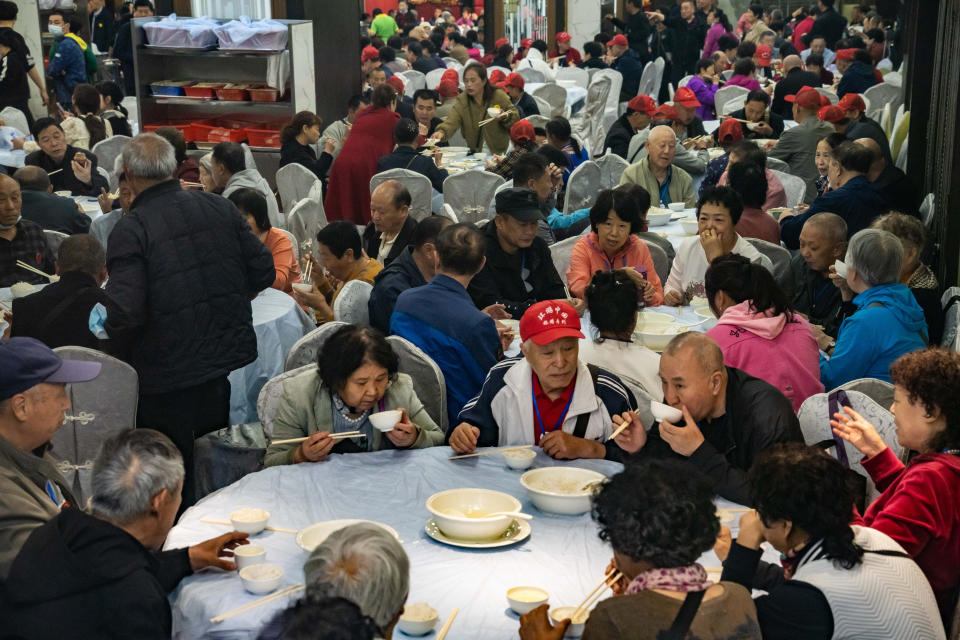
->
[122, 133, 177, 180]
[199, 152, 213, 175]
[845, 228, 903, 288]
[90, 429, 184, 525]
[304, 523, 409, 631]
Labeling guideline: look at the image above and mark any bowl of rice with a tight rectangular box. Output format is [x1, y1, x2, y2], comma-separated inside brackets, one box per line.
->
[520, 467, 606, 515]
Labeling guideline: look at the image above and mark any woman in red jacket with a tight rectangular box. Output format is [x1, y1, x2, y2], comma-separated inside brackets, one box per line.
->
[324, 84, 399, 225]
[832, 347, 960, 625]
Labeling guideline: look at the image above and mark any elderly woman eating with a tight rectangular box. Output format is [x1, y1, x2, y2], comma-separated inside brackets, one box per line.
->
[264, 325, 443, 466]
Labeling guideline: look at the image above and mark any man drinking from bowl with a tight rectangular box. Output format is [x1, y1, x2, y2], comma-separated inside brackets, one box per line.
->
[450, 300, 639, 461]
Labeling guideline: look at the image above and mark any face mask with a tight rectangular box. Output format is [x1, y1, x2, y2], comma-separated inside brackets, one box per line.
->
[0, 215, 22, 230]
[48, 24, 63, 36]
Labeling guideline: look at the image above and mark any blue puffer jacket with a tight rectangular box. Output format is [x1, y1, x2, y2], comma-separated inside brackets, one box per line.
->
[46, 36, 86, 106]
[820, 283, 928, 389]
[836, 61, 878, 98]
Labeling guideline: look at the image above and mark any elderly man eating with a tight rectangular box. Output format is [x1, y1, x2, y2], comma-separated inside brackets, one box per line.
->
[0, 173, 56, 287]
[364, 180, 418, 267]
[619, 125, 697, 208]
[24, 118, 108, 196]
[451, 300, 637, 461]
[612, 332, 802, 504]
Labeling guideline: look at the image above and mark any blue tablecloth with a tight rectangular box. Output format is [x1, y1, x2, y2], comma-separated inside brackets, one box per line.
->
[165, 447, 769, 639]
[227, 288, 313, 425]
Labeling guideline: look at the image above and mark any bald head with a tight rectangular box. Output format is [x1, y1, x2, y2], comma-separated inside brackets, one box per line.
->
[854, 137, 885, 180]
[12, 166, 51, 193]
[805, 212, 847, 246]
[647, 125, 678, 171]
[664, 332, 724, 374]
[648, 125, 677, 145]
[782, 55, 802, 73]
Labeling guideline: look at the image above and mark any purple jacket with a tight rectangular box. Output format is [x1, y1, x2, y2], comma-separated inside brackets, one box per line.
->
[703, 23, 736, 57]
[685, 76, 719, 120]
[725, 74, 762, 92]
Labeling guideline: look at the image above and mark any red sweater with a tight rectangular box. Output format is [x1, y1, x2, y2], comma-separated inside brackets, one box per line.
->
[860, 448, 960, 618]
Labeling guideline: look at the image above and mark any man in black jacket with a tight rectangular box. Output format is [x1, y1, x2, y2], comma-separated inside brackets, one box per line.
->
[1, 429, 249, 639]
[363, 179, 418, 267]
[113, 0, 154, 95]
[579, 41, 608, 70]
[803, 0, 846, 49]
[14, 166, 90, 234]
[377, 118, 449, 195]
[663, 0, 707, 85]
[104, 133, 275, 509]
[612, 333, 802, 505]
[789, 213, 847, 338]
[24, 118, 108, 197]
[606, 0, 651, 63]
[771, 55, 821, 119]
[467, 188, 567, 319]
[86, 0, 116, 55]
[603, 94, 656, 159]
[857, 137, 919, 217]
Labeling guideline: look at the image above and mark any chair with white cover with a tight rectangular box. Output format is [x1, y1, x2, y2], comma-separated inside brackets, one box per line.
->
[720, 95, 748, 115]
[595, 153, 629, 189]
[880, 102, 893, 139]
[745, 237, 791, 291]
[488, 178, 514, 219]
[919, 193, 934, 230]
[766, 157, 790, 173]
[44, 230, 68, 255]
[556, 66, 589, 88]
[863, 82, 901, 121]
[96, 166, 111, 192]
[771, 169, 807, 208]
[279, 228, 299, 260]
[895, 135, 908, 172]
[525, 114, 550, 129]
[283, 321, 348, 371]
[814, 87, 838, 104]
[386, 335, 448, 432]
[713, 85, 749, 117]
[652, 58, 666, 97]
[677, 75, 693, 89]
[637, 59, 660, 99]
[549, 235, 580, 289]
[49, 347, 137, 505]
[532, 95, 553, 119]
[517, 67, 546, 84]
[439, 203, 459, 223]
[333, 280, 373, 325]
[276, 163, 320, 213]
[370, 169, 433, 221]
[91, 135, 130, 185]
[647, 241, 671, 284]
[443, 170, 505, 224]
[941, 287, 960, 351]
[257, 364, 315, 438]
[425, 68, 446, 89]
[532, 83, 568, 118]
[0, 106, 29, 136]
[397, 70, 426, 97]
[836, 378, 895, 410]
[590, 69, 622, 131]
[286, 182, 327, 251]
[487, 65, 511, 78]
[562, 161, 602, 215]
[570, 75, 611, 158]
[721, 69, 734, 80]
[797, 388, 906, 504]
[442, 58, 463, 73]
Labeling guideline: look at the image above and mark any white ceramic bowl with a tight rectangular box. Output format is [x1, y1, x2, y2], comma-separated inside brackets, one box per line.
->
[239, 563, 284, 594]
[233, 544, 266, 570]
[679, 218, 700, 235]
[668, 202, 686, 212]
[695, 307, 715, 320]
[397, 603, 439, 636]
[503, 448, 536, 470]
[369, 409, 402, 432]
[646, 211, 672, 227]
[834, 259, 848, 278]
[635, 324, 689, 351]
[550, 606, 588, 637]
[689, 296, 709, 310]
[230, 507, 270, 534]
[520, 467, 605, 515]
[291, 282, 312, 293]
[650, 401, 683, 423]
[487, 107, 502, 117]
[425, 488, 521, 540]
[296, 519, 400, 552]
[55, 190, 71, 197]
[507, 586, 549, 615]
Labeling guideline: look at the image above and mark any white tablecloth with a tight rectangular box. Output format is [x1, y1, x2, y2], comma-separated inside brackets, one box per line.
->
[647, 207, 698, 251]
[165, 447, 767, 639]
[525, 82, 588, 114]
[0, 149, 26, 168]
[227, 288, 312, 425]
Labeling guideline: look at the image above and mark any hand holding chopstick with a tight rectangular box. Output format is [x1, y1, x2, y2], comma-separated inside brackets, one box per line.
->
[271, 430, 364, 445]
[571, 568, 623, 621]
[210, 584, 304, 623]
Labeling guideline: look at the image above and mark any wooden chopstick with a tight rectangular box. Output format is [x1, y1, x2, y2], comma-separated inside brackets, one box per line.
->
[572, 570, 622, 621]
[16, 261, 56, 281]
[607, 409, 643, 441]
[47, 168, 63, 176]
[436, 607, 459, 640]
[270, 431, 364, 446]
[199, 518, 298, 534]
[210, 583, 305, 623]
[448, 444, 533, 460]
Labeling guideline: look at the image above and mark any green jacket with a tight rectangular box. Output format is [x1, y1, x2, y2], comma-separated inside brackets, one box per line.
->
[619, 157, 697, 208]
[264, 370, 444, 467]
[436, 88, 519, 154]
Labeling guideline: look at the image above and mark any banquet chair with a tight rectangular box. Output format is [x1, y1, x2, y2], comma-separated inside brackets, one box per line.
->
[745, 237, 792, 293]
[286, 184, 328, 251]
[257, 364, 315, 437]
[771, 169, 807, 209]
[836, 378, 895, 411]
[96, 166, 111, 191]
[443, 170, 505, 224]
[595, 153, 629, 189]
[562, 161, 602, 215]
[333, 280, 373, 326]
[647, 241, 671, 285]
[284, 321, 348, 371]
[276, 162, 320, 213]
[569, 75, 611, 158]
[626, 129, 651, 165]
[425, 68, 446, 90]
[919, 193, 935, 230]
[517, 67, 545, 84]
[91, 135, 130, 183]
[50, 347, 138, 505]
[798, 388, 905, 505]
[863, 82, 902, 121]
[442, 58, 464, 74]
[487, 65, 511, 78]
[556, 66, 589, 89]
[397, 70, 426, 96]
[720, 96, 747, 116]
[766, 157, 790, 173]
[895, 135, 908, 172]
[241, 143, 259, 173]
[279, 228, 299, 260]
[549, 235, 580, 289]
[652, 58, 666, 97]
[814, 87, 838, 105]
[533, 96, 553, 119]
[525, 114, 550, 129]
[370, 169, 432, 221]
[439, 203, 459, 223]
[636, 59, 660, 100]
[44, 230, 68, 255]
[488, 178, 514, 219]
[386, 335, 448, 432]
[637, 231, 675, 264]
[677, 75, 693, 89]
[194, 423, 267, 498]
[589, 69, 622, 131]
[880, 102, 893, 138]
[0, 106, 29, 136]
[532, 83, 568, 118]
[713, 85, 749, 117]
[940, 287, 960, 350]
[721, 69, 734, 81]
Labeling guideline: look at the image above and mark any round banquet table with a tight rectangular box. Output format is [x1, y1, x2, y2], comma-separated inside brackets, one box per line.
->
[646, 206, 699, 252]
[227, 287, 313, 425]
[166, 447, 770, 639]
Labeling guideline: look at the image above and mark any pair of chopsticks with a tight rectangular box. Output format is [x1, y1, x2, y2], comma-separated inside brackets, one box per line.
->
[47, 168, 63, 176]
[210, 583, 305, 623]
[199, 518, 298, 534]
[719, 116, 752, 124]
[571, 568, 623, 621]
[302, 256, 313, 283]
[181, 180, 204, 188]
[16, 260, 56, 282]
[448, 444, 533, 460]
[478, 108, 518, 127]
[271, 430, 365, 446]
[607, 409, 643, 441]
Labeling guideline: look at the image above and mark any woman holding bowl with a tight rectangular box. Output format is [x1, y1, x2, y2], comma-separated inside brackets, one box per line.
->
[264, 325, 444, 466]
[431, 63, 518, 154]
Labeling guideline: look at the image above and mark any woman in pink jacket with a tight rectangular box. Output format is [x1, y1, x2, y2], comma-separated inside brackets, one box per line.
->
[704, 254, 823, 411]
[567, 186, 664, 305]
[702, 8, 737, 57]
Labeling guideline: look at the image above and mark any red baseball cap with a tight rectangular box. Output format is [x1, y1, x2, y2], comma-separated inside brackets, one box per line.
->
[502, 72, 525, 90]
[510, 119, 536, 143]
[386, 75, 405, 94]
[653, 104, 679, 121]
[489, 69, 508, 86]
[673, 86, 701, 108]
[818, 105, 847, 123]
[819, 94, 832, 107]
[495, 37, 509, 49]
[519, 300, 584, 346]
[717, 118, 744, 144]
[521, 38, 533, 49]
[361, 46, 380, 62]
[785, 86, 821, 110]
[556, 31, 571, 43]
[442, 68, 459, 82]
[436, 79, 459, 98]
[837, 93, 866, 112]
[835, 48, 857, 62]
[606, 34, 628, 47]
[755, 45, 772, 67]
[626, 94, 657, 115]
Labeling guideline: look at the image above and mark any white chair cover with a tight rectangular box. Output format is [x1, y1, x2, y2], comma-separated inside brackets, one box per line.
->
[895, 136, 908, 172]
[91, 135, 130, 186]
[941, 286, 960, 350]
[333, 280, 373, 325]
[562, 161, 602, 215]
[549, 235, 580, 288]
[425, 68, 446, 90]
[595, 153, 629, 189]
[386, 335, 448, 432]
[919, 192, 934, 230]
[443, 170, 505, 224]
[713, 85, 749, 116]
[626, 129, 651, 165]
[440, 203, 459, 223]
[590, 69, 622, 132]
[836, 378, 895, 410]
[814, 87, 838, 104]
[721, 69, 734, 80]
[646, 240, 671, 284]
[745, 237, 791, 290]
[286, 183, 328, 252]
[637, 59, 659, 99]
[283, 321, 348, 371]
[532, 95, 552, 119]
[771, 169, 807, 209]
[720, 95, 747, 115]
[96, 166, 111, 192]
[525, 114, 550, 129]
[276, 163, 320, 213]
[571, 76, 611, 158]
[398, 70, 426, 96]
[766, 157, 790, 173]
[257, 364, 315, 437]
[0, 106, 29, 136]
[488, 179, 514, 219]
[279, 228, 299, 260]
[49, 347, 137, 505]
[532, 83, 567, 118]
[556, 66, 589, 88]
[677, 75, 693, 88]
[44, 230, 68, 255]
[517, 67, 546, 84]
[652, 58, 666, 97]
[486, 65, 511, 78]
[880, 102, 893, 138]
[370, 169, 433, 221]
[442, 58, 464, 74]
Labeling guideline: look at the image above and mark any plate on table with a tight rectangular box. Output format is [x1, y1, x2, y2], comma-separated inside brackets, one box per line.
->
[296, 519, 400, 552]
[424, 518, 531, 549]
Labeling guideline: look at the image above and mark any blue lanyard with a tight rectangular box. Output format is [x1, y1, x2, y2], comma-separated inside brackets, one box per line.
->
[531, 375, 575, 437]
[658, 166, 672, 205]
[602, 252, 627, 272]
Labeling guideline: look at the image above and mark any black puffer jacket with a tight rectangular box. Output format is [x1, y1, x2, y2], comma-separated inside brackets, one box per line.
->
[105, 180, 275, 393]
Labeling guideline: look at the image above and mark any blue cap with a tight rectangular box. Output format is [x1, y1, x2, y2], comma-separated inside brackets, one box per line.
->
[0, 338, 101, 400]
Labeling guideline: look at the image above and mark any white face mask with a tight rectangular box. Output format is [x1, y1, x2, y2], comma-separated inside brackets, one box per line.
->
[0, 215, 22, 230]
[48, 24, 63, 36]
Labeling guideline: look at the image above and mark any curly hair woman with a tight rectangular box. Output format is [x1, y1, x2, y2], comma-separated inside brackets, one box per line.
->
[832, 347, 960, 625]
[520, 460, 761, 639]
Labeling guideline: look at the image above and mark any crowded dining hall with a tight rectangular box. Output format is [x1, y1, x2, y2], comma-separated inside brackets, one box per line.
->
[1, 0, 959, 637]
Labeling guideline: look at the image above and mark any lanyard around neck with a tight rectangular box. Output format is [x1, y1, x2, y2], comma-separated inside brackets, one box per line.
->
[531, 375, 575, 437]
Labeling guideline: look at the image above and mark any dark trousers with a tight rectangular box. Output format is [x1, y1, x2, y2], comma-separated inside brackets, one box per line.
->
[137, 376, 231, 512]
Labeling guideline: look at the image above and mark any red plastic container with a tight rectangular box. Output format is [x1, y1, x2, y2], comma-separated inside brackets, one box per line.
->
[248, 86, 281, 102]
[245, 128, 281, 148]
[191, 122, 248, 143]
[216, 86, 250, 101]
[184, 83, 225, 99]
[144, 123, 196, 142]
